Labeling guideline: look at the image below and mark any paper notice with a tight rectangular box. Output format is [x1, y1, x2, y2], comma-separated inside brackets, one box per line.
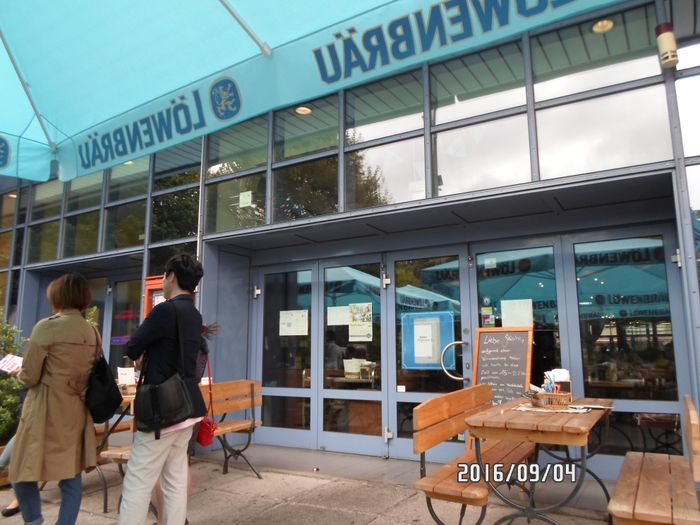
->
[348, 303, 372, 342]
[327, 306, 349, 326]
[0, 354, 22, 374]
[239, 191, 252, 208]
[414, 317, 440, 362]
[117, 367, 136, 385]
[279, 310, 309, 336]
[501, 299, 533, 327]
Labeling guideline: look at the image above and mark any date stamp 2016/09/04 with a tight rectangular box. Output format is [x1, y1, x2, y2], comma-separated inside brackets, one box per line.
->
[457, 462, 576, 484]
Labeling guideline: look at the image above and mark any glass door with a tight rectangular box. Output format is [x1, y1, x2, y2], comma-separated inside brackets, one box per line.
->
[107, 278, 143, 375]
[386, 246, 470, 461]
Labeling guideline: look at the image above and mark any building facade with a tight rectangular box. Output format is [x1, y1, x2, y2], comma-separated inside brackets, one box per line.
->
[0, 0, 699, 478]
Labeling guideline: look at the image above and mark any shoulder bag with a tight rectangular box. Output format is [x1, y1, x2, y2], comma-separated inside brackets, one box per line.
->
[196, 356, 217, 446]
[86, 325, 123, 424]
[134, 300, 194, 439]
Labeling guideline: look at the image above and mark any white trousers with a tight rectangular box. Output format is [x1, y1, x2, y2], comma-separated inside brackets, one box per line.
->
[118, 426, 191, 525]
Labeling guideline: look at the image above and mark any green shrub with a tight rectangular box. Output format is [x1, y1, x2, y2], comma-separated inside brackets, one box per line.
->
[0, 312, 25, 444]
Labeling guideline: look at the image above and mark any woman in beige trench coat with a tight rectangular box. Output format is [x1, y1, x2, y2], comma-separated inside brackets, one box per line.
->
[9, 272, 98, 525]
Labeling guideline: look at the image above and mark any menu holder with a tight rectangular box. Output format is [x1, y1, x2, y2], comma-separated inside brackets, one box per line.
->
[473, 327, 533, 404]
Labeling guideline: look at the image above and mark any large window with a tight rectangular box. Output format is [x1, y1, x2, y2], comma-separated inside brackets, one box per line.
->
[346, 138, 424, 211]
[66, 171, 103, 212]
[206, 173, 266, 233]
[434, 115, 530, 195]
[31, 180, 62, 221]
[274, 157, 338, 222]
[0, 192, 16, 228]
[677, 75, 700, 157]
[109, 157, 149, 202]
[153, 138, 201, 191]
[63, 212, 99, 258]
[274, 95, 338, 161]
[150, 188, 199, 242]
[345, 70, 423, 144]
[431, 41, 525, 123]
[533, 4, 659, 101]
[207, 116, 267, 178]
[27, 221, 59, 263]
[104, 200, 146, 250]
[538, 86, 672, 179]
[0, 232, 11, 268]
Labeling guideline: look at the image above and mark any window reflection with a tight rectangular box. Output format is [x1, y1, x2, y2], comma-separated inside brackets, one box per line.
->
[153, 138, 201, 191]
[0, 272, 6, 311]
[148, 242, 196, 275]
[533, 5, 659, 101]
[31, 180, 63, 221]
[435, 115, 530, 196]
[431, 42, 525, 123]
[686, 166, 700, 301]
[109, 157, 149, 202]
[323, 399, 381, 435]
[13, 229, 23, 267]
[67, 171, 103, 212]
[17, 187, 29, 224]
[575, 237, 677, 401]
[108, 280, 142, 376]
[395, 256, 461, 394]
[346, 138, 424, 211]
[0, 232, 10, 268]
[677, 76, 700, 157]
[538, 86, 672, 179]
[104, 200, 146, 250]
[589, 411, 682, 456]
[274, 95, 338, 161]
[262, 396, 310, 430]
[207, 116, 267, 178]
[345, 70, 423, 144]
[206, 173, 266, 233]
[476, 247, 561, 385]
[678, 42, 700, 70]
[150, 188, 199, 242]
[63, 212, 99, 258]
[27, 221, 59, 263]
[324, 264, 381, 391]
[1, 192, 16, 228]
[274, 157, 338, 222]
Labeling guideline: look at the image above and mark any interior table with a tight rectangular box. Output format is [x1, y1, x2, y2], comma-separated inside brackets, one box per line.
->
[465, 397, 613, 525]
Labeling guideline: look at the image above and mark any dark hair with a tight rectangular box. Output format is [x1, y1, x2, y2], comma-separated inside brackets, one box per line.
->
[164, 253, 203, 292]
[46, 272, 91, 311]
[202, 322, 219, 340]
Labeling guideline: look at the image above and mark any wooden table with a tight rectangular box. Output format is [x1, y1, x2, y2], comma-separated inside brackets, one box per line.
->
[465, 397, 613, 525]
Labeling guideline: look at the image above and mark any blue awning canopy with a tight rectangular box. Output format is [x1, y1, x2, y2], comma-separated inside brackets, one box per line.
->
[0, 0, 622, 182]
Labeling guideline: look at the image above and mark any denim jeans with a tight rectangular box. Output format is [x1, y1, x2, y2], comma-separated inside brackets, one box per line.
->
[14, 473, 82, 525]
[0, 434, 14, 471]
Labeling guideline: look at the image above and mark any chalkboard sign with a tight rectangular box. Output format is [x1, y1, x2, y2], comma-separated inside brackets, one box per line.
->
[473, 327, 533, 404]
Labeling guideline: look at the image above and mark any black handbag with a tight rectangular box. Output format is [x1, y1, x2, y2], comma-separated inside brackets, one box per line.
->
[134, 301, 194, 439]
[86, 326, 123, 424]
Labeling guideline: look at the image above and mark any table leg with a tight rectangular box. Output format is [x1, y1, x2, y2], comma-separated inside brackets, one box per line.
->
[474, 439, 589, 525]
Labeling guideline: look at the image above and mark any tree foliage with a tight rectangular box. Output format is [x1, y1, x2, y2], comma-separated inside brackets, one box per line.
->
[0, 311, 25, 443]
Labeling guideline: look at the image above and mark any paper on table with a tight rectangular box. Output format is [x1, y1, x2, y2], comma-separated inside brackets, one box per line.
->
[117, 367, 136, 385]
[569, 403, 612, 410]
[0, 354, 22, 373]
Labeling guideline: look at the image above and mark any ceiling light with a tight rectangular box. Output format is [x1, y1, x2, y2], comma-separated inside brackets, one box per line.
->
[124, 160, 134, 165]
[295, 106, 313, 116]
[7, 193, 16, 199]
[592, 19, 614, 34]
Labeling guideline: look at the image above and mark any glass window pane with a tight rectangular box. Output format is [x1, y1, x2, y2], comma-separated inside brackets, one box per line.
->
[262, 396, 310, 430]
[431, 42, 525, 124]
[538, 86, 672, 179]
[274, 157, 338, 222]
[66, 171, 103, 212]
[207, 116, 267, 178]
[395, 256, 461, 393]
[13, 228, 23, 267]
[31, 180, 63, 220]
[346, 138, 424, 211]
[0, 232, 10, 268]
[150, 188, 199, 242]
[685, 166, 700, 310]
[476, 247, 561, 384]
[590, 411, 681, 456]
[1, 192, 17, 228]
[148, 242, 197, 276]
[262, 270, 311, 388]
[109, 157, 149, 202]
[0, 271, 7, 314]
[63, 212, 99, 258]
[108, 279, 142, 376]
[104, 200, 146, 250]
[153, 138, 201, 191]
[533, 5, 659, 100]
[27, 221, 59, 263]
[678, 42, 700, 70]
[274, 95, 338, 161]
[205, 173, 266, 233]
[323, 399, 381, 435]
[575, 237, 677, 401]
[324, 263, 381, 391]
[345, 70, 423, 144]
[677, 76, 700, 157]
[435, 115, 530, 196]
[8, 270, 19, 324]
[17, 187, 28, 224]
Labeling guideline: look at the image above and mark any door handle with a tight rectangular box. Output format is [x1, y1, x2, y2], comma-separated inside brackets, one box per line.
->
[440, 341, 468, 381]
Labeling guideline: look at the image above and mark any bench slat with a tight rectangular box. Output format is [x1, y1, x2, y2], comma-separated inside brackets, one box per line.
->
[635, 453, 673, 524]
[413, 405, 488, 455]
[684, 395, 700, 483]
[413, 384, 492, 431]
[215, 419, 262, 435]
[609, 451, 643, 520]
[669, 454, 700, 525]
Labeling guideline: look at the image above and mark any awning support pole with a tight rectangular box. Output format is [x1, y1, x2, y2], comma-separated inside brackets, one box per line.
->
[0, 29, 57, 152]
[218, 0, 272, 56]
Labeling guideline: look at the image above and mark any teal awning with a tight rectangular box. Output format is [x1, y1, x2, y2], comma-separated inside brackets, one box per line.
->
[0, 0, 622, 181]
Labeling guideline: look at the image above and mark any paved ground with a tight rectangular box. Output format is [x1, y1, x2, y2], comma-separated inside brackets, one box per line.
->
[0, 452, 611, 524]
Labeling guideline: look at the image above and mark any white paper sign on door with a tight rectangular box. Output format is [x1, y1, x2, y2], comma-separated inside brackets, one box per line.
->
[501, 299, 534, 327]
[414, 317, 440, 363]
[279, 310, 309, 336]
[348, 302, 372, 342]
[327, 306, 349, 326]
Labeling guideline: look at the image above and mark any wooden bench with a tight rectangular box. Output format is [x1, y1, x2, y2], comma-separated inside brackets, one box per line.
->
[200, 379, 262, 478]
[413, 384, 537, 525]
[608, 394, 700, 525]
